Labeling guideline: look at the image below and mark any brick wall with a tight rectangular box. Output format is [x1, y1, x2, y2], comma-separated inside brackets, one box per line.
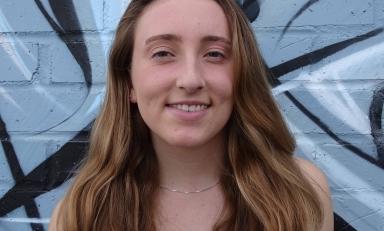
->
[0, 0, 383, 230]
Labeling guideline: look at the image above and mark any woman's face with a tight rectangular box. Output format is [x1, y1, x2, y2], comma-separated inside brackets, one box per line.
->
[130, 0, 234, 148]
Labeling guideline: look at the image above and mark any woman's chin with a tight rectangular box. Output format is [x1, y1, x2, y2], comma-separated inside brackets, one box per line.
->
[165, 137, 206, 149]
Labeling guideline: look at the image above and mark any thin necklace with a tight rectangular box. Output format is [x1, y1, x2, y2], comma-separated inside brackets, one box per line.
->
[159, 181, 220, 194]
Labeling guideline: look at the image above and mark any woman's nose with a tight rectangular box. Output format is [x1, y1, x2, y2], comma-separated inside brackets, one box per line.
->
[176, 59, 205, 94]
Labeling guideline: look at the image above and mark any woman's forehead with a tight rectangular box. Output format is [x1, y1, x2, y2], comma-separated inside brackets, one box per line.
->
[134, 0, 230, 42]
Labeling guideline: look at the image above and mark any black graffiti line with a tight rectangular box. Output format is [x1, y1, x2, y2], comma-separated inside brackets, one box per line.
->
[48, 0, 82, 32]
[236, 0, 260, 22]
[271, 28, 384, 79]
[34, 0, 92, 88]
[48, 0, 92, 88]
[278, 0, 320, 42]
[334, 213, 358, 231]
[0, 127, 89, 218]
[280, 85, 384, 169]
[369, 85, 384, 161]
[28, 0, 93, 134]
[0, 117, 44, 231]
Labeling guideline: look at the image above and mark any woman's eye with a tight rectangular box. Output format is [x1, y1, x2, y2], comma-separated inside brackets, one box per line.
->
[152, 51, 174, 59]
[207, 51, 224, 57]
[205, 51, 225, 61]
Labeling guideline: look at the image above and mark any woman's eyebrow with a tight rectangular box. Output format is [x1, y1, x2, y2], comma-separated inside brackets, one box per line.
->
[201, 35, 231, 46]
[145, 34, 230, 46]
[145, 34, 182, 45]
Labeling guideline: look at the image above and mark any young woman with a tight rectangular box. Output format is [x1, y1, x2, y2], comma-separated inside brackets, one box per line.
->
[49, 0, 333, 230]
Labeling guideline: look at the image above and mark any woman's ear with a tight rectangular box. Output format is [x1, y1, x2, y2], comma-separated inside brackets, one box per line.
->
[130, 88, 137, 103]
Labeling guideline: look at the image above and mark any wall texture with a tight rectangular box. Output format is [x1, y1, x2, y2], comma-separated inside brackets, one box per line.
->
[0, 0, 383, 230]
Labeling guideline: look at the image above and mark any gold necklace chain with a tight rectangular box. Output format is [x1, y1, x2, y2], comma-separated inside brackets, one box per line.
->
[159, 181, 220, 194]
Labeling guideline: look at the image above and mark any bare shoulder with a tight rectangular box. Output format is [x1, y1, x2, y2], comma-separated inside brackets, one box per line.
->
[294, 157, 334, 231]
[48, 200, 63, 231]
[294, 157, 329, 192]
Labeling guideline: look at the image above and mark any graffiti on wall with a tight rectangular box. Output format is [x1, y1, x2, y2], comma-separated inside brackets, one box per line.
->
[1, 0, 383, 230]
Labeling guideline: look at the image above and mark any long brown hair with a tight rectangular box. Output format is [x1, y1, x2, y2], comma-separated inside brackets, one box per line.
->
[56, 0, 323, 230]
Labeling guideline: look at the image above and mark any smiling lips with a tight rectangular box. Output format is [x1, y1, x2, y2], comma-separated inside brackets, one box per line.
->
[167, 102, 210, 112]
[170, 104, 209, 112]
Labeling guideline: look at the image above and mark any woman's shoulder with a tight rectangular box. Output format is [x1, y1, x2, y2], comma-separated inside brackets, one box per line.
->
[48, 199, 63, 231]
[294, 156, 334, 231]
[294, 157, 329, 190]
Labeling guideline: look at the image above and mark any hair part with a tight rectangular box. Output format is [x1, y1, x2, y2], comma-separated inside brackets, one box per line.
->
[56, 0, 323, 230]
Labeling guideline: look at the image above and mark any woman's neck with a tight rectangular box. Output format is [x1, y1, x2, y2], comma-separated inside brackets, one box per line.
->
[152, 134, 225, 192]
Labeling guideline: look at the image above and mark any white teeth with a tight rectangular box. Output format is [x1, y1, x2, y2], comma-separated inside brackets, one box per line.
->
[182, 104, 188, 111]
[171, 104, 208, 112]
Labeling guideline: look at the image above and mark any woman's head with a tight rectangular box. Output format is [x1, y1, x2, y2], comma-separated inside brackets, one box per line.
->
[107, 0, 276, 150]
[129, 0, 234, 149]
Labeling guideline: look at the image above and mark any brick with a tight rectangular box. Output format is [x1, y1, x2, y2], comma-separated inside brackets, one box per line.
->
[103, 0, 129, 31]
[254, 0, 374, 28]
[35, 179, 71, 219]
[0, 85, 88, 133]
[71, 0, 104, 31]
[0, 147, 15, 198]
[374, 0, 384, 25]
[5, 134, 88, 175]
[295, 133, 378, 164]
[0, 42, 39, 82]
[256, 31, 316, 67]
[5, 136, 52, 175]
[294, 135, 384, 231]
[0, 0, 103, 33]
[331, 192, 384, 231]
[309, 33, 384, 80]
[0, 214, 32, 231]
[0, 1, 52, 32]
[275, 88, 374, 135]
[49, 41, 108, 84]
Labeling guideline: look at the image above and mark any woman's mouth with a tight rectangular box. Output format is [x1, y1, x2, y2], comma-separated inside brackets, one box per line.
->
[168, 104, 209, 112]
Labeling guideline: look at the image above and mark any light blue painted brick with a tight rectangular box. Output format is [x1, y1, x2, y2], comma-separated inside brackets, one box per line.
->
[310, 33, 384, 80]
[36, 180, 71, 221]
[333, 192, 383, 231]
[50, 42, 85, 83]
[0, 0, 103, 33]
[103, 0, 130, 31]
[0, 182, 13, 199]
[374, 0, 384, 24]
[0, 220, 32, 231]
[0, 85, 88, 133]
[254, 0, 374, 28]
[295, 133, 377, 160]
[8, 136, 49, 176]
[72, 0, 104, 31]
[0, 85, 103, 133]
[0, 43, 38, 82]
[295, 141, 384, 231]
[256, 31, 315, 67]
[6, 134, 85, 176]
[276, 88, 374, 135]
[0, 207, 32, 231]
[0, 147, 15, 199]
[0, 1, 51, 32]
[276, 33, 384, 82]
[50, 41, 107, 83]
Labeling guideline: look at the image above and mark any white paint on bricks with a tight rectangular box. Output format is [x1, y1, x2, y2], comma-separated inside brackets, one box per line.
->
[291, 123, 384, 224]
[0, 11, 37, 81]
[0, 217, 49, 224]
[0, 86, 24, 112]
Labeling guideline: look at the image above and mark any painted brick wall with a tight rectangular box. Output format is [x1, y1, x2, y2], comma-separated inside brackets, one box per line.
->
[1, 1, 383, 230]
